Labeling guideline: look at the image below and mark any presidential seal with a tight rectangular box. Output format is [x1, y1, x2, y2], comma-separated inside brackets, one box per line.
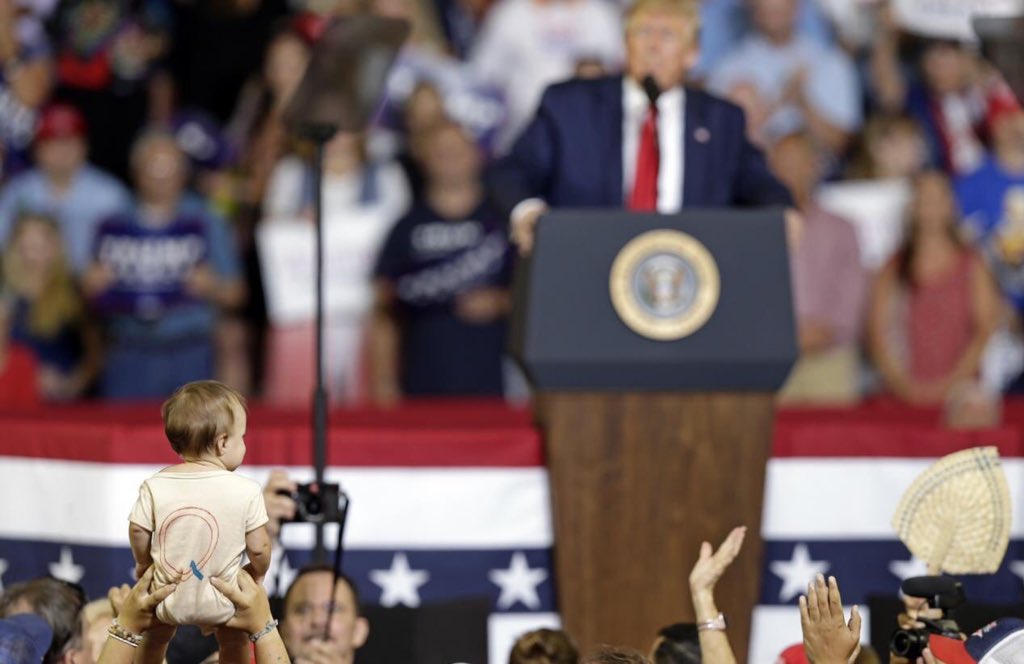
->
[609, 230, 720, 341]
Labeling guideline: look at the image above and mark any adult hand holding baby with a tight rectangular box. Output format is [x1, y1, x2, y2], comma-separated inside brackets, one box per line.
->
[97, 566, 177, 664]
[213, 569, 290, 663]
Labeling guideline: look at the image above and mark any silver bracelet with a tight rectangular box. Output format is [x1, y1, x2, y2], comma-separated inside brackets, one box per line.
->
[108, 619, 144, 647]
[249, 619, 279, 643]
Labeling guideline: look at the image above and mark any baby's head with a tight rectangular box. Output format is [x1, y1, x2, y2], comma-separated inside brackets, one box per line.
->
[162, 381, 248, 470]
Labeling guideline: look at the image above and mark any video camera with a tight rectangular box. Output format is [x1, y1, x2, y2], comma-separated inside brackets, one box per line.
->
[890, 576, 966, 660]
[277, 482, 348, 525]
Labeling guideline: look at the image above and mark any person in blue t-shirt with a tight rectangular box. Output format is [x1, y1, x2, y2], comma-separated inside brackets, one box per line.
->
[371, 120, 513, 402]
[955, 99, 1024, 313]
[82, 130, 244, 399]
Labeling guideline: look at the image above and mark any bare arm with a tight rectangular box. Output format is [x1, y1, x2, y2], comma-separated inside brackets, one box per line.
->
[369, 281, 402, 406]
[943, 257, 1001, 387]
[244, 525, 272, 583]
[212, 571, 291, 663]
[129, 523, 153, 579]
[869, 3, 907, 112]
[689, 527, 745, 664]
[868, 263, 913, 399]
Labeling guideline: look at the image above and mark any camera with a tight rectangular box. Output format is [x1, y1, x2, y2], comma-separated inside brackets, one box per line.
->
[889, 576, 966, 660]
[277, 482, 348, 525]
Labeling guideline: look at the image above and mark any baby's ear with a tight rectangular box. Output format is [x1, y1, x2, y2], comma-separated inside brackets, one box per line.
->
[215, 432, 230, 455]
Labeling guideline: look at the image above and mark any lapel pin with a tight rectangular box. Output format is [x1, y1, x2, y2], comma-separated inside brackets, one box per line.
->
[695, 127, 711, 143]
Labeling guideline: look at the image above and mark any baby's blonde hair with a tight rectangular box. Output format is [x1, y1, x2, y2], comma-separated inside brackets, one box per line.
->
[161, 380, 246, 457]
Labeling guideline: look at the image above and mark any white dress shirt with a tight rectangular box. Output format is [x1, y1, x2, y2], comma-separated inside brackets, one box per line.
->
[622, 77, 685, 214]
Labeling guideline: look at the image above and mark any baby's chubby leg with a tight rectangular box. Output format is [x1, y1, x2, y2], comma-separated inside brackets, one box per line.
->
[137, 622, 176, 664]
[216, 626, 251, 664]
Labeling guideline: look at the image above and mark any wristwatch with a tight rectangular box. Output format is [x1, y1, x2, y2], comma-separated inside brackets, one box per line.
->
[697, 613, 728, 632]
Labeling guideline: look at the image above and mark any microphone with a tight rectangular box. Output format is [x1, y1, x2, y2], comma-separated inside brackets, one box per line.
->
[641, 75, 661, 106]
[901, 575, 965, 609]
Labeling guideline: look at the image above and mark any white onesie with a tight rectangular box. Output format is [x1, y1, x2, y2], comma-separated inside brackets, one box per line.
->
[129, 469, 269, 627]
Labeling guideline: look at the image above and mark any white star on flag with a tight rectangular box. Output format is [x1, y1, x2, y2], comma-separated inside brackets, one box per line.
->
[770, 543, 830, 602]
[889, 556, 930, 582]
[0, 558, 8, 593]
[370, 553, 429, 607]
[1010, 560, 1024, 585]
[489, 552, 548, 610]
[49, 547, 84, 584]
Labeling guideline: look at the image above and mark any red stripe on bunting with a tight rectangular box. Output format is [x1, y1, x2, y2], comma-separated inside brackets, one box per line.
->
[0, 401, 544, 467]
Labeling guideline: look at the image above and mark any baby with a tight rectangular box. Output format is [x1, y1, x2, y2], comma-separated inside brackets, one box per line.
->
[128, 380, 271, 661]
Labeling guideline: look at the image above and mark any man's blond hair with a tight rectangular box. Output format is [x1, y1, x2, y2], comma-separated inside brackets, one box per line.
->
[162, 380, 247, 457]
[625, 0, 701, 38]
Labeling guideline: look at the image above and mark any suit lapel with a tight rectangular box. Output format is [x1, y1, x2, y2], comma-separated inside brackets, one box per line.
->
[601, 77, 624, 207]
[683, 89, 708, 207]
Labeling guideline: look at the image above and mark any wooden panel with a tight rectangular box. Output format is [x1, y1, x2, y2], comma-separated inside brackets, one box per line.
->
[537, 392, 774, 660]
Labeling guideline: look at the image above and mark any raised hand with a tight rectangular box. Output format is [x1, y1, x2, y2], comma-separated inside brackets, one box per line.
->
[800, 574, 862, 664]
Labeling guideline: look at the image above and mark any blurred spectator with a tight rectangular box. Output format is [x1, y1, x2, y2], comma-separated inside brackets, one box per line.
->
[371, 120, 512, 403]
[508, 628, 579, 664]
[83, 129, 244, 399]
[0, 103, 130, 273]
[280, 566, 369, 663]
[955, 87, 1024, 314]
[0, 0, 53, 178]
[651, 623, 700, 664]
[815, 115, 927, 272]
[708, 0, 861, 154]
[396, 81, 447, 198]
[261, 129, 409, 404]
[0, 613, 53, 664]
[582, 647, 649, 663]
[0, 576, 88, 664]
[0, 320, 39, 407]
[771, 133, 866, 405]
[690, 0, 834, 81]
[470, 0, 624, 153]
[847, 114, 929, 181]
[48, 0, 173, 180]
[869, 9, 1000, 176]
[868, 171, 1001, 405]
[79, 598, 113, 663]
[373, 0, 507, 160]
[2, 212, 100, 400]
[168, 0, 289, 124]
[225, 24, 311, 222]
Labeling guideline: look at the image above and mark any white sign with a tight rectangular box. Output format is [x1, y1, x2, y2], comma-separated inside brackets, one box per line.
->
[893, 0, 1024, 40]
[257, 213, 395, 325]
[815, 178, 911, 271]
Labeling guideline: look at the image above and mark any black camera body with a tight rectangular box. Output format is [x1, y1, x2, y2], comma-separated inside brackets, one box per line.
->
[889, 576, 966, 661]
[277, 482, 348, 524]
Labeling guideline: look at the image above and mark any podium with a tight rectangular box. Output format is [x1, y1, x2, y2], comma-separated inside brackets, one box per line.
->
[510, 209, 796, 660]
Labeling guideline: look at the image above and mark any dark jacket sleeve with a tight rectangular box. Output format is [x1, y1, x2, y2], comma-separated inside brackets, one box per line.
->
[486, 90, 559, 222]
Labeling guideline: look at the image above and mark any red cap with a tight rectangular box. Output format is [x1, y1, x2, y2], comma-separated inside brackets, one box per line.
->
[776, 644, 810, 664]
[35, 104, 87, 143]
[930, 635, 976, 664]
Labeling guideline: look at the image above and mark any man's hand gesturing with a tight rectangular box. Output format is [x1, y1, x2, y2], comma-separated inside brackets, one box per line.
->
[800, 574, 862, 664]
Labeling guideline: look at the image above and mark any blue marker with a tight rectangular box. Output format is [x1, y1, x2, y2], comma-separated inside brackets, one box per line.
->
[190, 560, 204, 580]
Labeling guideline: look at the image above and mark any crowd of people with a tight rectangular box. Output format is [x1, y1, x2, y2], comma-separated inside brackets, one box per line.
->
[0, 0, 1023, 412]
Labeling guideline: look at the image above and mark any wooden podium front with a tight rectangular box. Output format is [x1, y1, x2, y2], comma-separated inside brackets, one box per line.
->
[536, 392, 773, 659]
[511, 210, 796, 659]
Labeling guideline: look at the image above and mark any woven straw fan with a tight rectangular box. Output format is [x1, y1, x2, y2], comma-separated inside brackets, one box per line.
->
[892, 447, 1011, 575]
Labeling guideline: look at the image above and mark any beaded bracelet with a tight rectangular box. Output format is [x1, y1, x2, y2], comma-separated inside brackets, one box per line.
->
[249, 619, 279, 643]
[108, 619, 145, 647]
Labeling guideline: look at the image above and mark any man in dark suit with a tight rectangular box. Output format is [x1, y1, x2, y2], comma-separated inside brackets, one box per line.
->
[490, 0, 793, 253]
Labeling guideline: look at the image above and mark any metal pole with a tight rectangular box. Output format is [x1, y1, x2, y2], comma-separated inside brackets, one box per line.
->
[312, 134, 329, 562]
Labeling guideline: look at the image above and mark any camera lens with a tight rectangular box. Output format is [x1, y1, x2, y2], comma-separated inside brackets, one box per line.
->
[307, 496, 322, 515]
[890, 629, 928, 660]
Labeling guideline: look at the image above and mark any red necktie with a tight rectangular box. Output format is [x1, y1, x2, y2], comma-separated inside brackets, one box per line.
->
[629, 102, 659, 211]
